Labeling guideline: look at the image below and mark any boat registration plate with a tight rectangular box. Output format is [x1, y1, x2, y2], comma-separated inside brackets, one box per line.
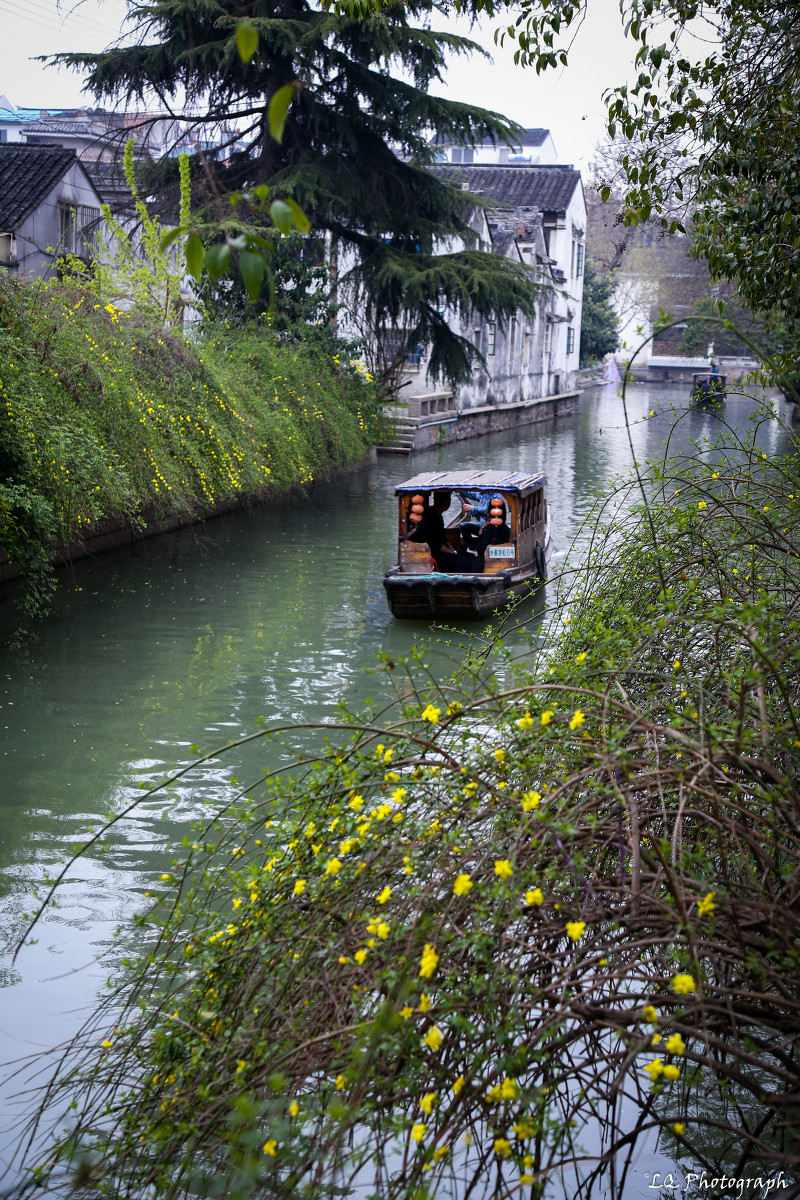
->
[488, 546, 515, 560]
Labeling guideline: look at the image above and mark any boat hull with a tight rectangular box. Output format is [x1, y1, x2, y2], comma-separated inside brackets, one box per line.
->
[383, 566, 537, 619]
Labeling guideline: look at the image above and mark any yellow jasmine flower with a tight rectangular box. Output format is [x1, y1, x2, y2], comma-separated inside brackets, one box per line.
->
[517, 713, 534, 730]
[339, 839, 355, 855]
[293, 879, 306, 896]
[672, 973, 697, 995]
[520, 1175, 534, 1186]
[452, 1075, 465, 1095]
[642, 1005, 658, 1023]
[100, 1040, 114, 1049]
[566, 921, 586, 941]
[263, 1139, 277, 1156]
[697, 500, 707, 509]
[411, 1122, 426, 1143]
[575, 651, 587, 664]
[569, 710, 585, 731]
[447, 701, 463, 715]
[663, 1064, 680, 1081]
[304, 821, 316, 838]
[423, 1025, 443, 1051]
[697, 891, 715, 916]
[354, 949, 368, 964]
[652, 1034, 663, 1045]
[541, 710, 554, 725]
[383, 748, 393, 762]
[494, 748, 506, 763]
[673, 660, 681, 670]
[338, 955, 349, 964]
[325, 858, 342, 876]
[376, 921, 390, 940]
[494, 1137, 512, 1157]
[643, 1058, 664, 1081]
[673, 1121, 685, 1135]
[433, 1145, 449, 1161]
[494, 860, 513, 879]
[349, 794, 364, 811]
[335, 1074, 346, 1090]
[419, 944, 439, 978]
[288, 1100, 299, 1117]
[521, 791, 541, 811]
[384, 771, 401, 782]
[400, 1006, 414, 1019]
[525, 888, 544, 906]
[420, 1092, 437, 1114]
[230, 894, 242, 910]
[453, 873, 473, 895]
[418, 993, 431, 1013]
[377, 886, 391, 904]
[665, 1034, 686, 1056]
[421, 704, 441, 724]
[391, 787, 407, 803]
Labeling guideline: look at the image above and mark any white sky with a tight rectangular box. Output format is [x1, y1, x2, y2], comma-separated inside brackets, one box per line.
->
[0, 0, 635, 170]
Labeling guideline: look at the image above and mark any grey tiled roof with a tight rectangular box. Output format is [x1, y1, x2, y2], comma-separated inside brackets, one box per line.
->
[438, 164, 582, 214]
[0, 144, 76, 230]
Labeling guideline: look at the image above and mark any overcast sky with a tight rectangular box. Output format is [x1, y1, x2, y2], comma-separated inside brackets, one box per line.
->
[0, 0, 635, 170]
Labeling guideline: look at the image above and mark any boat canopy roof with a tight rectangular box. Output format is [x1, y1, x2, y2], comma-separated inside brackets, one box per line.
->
[395, 469, 547, 499]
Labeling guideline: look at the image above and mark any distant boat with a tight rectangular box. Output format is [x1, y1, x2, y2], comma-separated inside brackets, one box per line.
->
[691, 373, 727, 402]
[603, 359, 621, 384]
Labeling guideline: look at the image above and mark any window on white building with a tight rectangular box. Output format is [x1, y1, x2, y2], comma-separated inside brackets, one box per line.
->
[509, 316, 517, 360]
[487, 321, 496, 356]
[567, 326, 575, 355]
[575, 241, 584, 278]
[543, 323, 552, 354]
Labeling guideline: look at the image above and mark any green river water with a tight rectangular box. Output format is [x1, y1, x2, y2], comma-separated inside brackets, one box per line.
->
[0, 383, 794, 1191]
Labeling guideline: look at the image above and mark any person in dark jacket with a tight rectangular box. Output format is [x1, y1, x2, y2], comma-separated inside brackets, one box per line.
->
[410, 491, 482, 572]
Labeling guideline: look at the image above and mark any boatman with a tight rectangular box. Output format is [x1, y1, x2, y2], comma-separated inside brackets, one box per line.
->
[409, 492, 481, 572]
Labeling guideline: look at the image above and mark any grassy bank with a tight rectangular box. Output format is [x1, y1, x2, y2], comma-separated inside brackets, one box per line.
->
[19, 395, 800, 1197]
[0, 274, 382, 616]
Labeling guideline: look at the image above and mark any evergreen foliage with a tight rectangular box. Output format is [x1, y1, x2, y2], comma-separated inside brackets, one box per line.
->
[53, 0, 541, 388]
[577, 258, 618, 367]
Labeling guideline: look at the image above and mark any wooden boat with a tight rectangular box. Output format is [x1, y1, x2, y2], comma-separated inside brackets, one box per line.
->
[383, 469, 553, 619]
[691, 372, 727, 401]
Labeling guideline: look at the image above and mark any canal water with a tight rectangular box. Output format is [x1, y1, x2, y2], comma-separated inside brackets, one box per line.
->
[0, 382, 793, 1188]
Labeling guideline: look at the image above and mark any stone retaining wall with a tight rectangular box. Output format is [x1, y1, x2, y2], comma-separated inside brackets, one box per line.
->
[0, 449, 378, 585]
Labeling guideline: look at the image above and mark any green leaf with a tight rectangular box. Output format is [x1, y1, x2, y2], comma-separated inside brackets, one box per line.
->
[185, 233, 204, 280]
[270, 200, 293, 235]
[284, 197, 310, 233]
[239, 250, 266, 303]
[268, 82, 302, 144]
[204, 242, 232, 281]
[235, 21, 258, 64]
[159, 227, 182, 252]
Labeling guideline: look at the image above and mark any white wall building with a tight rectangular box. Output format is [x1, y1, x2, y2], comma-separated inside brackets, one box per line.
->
[371, 163, 585, 427]
[432, 128, 560, 167]
[0, 144, 105, 278]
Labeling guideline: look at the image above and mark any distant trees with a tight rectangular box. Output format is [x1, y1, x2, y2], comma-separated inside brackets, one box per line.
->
[578, 259, 618, 367]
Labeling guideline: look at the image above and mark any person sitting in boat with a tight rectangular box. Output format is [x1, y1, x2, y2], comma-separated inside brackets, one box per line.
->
[472, 496, 511, 555]
[409, 491, 483, 573]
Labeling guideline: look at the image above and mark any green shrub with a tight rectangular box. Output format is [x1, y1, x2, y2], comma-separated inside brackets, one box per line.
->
[0, 275, 382, 616]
